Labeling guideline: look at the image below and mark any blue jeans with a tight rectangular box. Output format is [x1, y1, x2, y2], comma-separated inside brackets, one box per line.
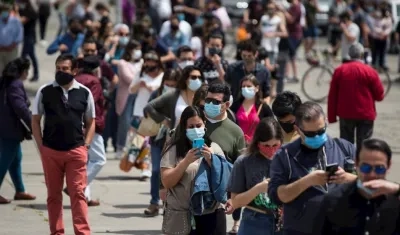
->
[238, 208, 276, 235]
[116, 94, 136, 151]
[150, 145, 162, 205]
[0, 138, 25, 193]
[85, 134, 107, 200]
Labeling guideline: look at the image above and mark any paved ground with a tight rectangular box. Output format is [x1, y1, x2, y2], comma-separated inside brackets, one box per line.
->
[1, 6, 400, 235]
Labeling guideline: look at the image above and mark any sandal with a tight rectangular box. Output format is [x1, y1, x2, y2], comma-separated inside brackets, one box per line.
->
[228, 224, 239, 234]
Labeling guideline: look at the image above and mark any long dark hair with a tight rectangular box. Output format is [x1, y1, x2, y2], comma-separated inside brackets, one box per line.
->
[247, 117, 283, 155]
[157, 68, 181, 96]
[0, 57, 30, 88]
[162, 106, 211, 160]
[121, 39, 141, 61]
[177, 65, 205, 90]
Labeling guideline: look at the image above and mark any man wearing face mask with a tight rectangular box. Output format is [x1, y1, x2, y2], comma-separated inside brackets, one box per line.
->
[225, 40, 271, 102]
[31, 54, 95, 235]
[46, 17, 85, 57]
[159, 12, 192, 39]
[314, 138, 400, 235]
[176, 45, 195, 69]
[194, 33, 228, 84]
[272, 91, 302, 143]
[160, 15, 190, 54]
[0, 3, 23, 74]
[203, 82, 246, 232]
[268, 101, 357, 235]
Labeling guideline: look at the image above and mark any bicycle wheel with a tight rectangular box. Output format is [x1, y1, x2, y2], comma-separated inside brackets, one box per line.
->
[378, 70, 392, 97]
[301, 65, 333, 103]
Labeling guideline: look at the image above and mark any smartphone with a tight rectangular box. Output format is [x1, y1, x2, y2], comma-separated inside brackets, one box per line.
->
[326, 163, 339, 177]
[192, 138, 204, 149]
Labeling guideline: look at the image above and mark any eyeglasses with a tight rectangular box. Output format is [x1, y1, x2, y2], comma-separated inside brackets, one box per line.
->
[189, 75, 202, 80]
[359, 163, 387, 175]
[118, 33, 129, 37]
[300, 125, 327, 137]
[205, 97, 223, 105]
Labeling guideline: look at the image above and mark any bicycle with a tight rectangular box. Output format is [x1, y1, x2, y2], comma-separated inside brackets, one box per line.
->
[301, 49, 392, 103]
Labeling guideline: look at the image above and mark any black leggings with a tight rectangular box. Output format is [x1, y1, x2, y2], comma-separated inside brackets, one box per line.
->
[38, 3, 50, 40]
[190, 208, 227, 235]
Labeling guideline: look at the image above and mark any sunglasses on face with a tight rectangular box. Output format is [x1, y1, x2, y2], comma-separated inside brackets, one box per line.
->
[300, 125, 327, 137]
[205, 97, 223, 105]
[359, 163, 387, 175]
[119, 33, 129, 37]
[189, 75, 202, 80]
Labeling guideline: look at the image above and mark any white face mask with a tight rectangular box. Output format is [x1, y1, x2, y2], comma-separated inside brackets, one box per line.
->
[178, 60, 194, 69]
[132, 49, 142, 60]
[163, 85, 176, 94]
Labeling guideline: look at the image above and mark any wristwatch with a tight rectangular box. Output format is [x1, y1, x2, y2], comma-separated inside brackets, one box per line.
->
[85, 143, 91, 150]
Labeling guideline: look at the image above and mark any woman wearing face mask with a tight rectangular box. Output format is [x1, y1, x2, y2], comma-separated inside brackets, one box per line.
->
[0, 58, 36, 204]
[144, 68, 181, 217]
[161, 106, 229, 235]
[114, 39, 143, 158]
[227, 117, 284, 235]
[231, 74, 274, 145]
[130, 52, 164, 127]
[104, 23, 130, 72]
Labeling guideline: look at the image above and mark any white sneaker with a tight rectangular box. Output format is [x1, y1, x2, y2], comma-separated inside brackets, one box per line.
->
[141, 169, 152, 178]
[115, 150, 124, 160]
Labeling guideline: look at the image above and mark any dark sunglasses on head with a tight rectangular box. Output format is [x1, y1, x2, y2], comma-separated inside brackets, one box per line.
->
[300, 124, 327, 137]
[144, 54, 159, 61]
[205, 97, 223, 105]
[359, 163, 387, 175]
[189, 75, 202, 80]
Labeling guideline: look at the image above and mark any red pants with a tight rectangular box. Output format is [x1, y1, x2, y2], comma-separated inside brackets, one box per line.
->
[40, 145, 90, 235]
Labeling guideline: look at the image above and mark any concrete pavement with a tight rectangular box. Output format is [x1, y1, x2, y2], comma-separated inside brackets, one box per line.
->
[1, 7, 400, 235]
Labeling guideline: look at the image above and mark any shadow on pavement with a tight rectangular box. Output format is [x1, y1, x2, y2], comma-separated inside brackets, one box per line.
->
[95, 230, 161, 234]
[113, 204, 149, 209]
[101, 212, 145, 218]
[24, 172, 44, 176]
[95, 176, 144, 181]
[17, 203, 71, 210]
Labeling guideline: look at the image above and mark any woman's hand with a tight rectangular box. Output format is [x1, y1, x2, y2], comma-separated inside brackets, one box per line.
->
[201, 145, 213, 166]
[183, 148, 200, 165]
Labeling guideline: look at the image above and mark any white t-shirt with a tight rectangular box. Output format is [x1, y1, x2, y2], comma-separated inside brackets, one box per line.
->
[341, 22, 360, 60]
[159, 20, 192, 39]
[174, 95, 188, 127]
[260, 14, 281, 53]
[133, 72, 164, 117]
[191, 36, 203, 59]
[150, 0, 172, 20]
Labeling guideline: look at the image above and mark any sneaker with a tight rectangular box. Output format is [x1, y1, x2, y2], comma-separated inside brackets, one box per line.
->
[14, 192, 36, 201]
[39, 40, 48, 47]
[144, 204, 159, 217]
[115, 150, 124, 160]
[87, 199, 100, 207]
[287, 77, 300, 84]
[29, 76, 39, 82]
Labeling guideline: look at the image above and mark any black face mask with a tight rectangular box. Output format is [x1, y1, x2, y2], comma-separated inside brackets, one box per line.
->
[171, 24, 179, 31]
[70, 27, 82, 35]
[55, 71, 74, 86]
[145, 66, 158, 73]
[279, 121, 295, 133]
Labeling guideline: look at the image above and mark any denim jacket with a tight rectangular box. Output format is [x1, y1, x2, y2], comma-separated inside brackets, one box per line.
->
[190, 143, 233, 216]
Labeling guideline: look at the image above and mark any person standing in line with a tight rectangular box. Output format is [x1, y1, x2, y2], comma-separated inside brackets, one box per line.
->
[328, 43, 384, 155]
[0, 3, 23, 74]
[314, 138, 400, 234]
[0, 58, 36, 204]
[67, 55, 107, 207]
[37, 0, 51, 47]
[31, 54, 95, 235]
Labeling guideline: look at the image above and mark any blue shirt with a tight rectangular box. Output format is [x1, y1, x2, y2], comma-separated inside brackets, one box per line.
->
[161, 31, 189, 54]
[0, 16, 23, 46]
[46, 33, 85, 57]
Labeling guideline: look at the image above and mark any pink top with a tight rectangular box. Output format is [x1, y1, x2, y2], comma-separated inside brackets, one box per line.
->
[116, 59, 143, 115]
[236, 104, 260, 143]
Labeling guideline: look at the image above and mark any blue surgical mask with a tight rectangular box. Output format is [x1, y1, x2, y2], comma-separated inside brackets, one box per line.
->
[204, 102, 221, 118]
[304, 133, 328, 149]
[1, 11, 9, 19]
[188, 78, 202, 91]
[119, 36, 129, 46]
[241, 87, 256, 99]
[186, 127, 205, 141]
[177, 13, 185, 21]
[163, 85, 176, 94]
[356, 179, 375, 196]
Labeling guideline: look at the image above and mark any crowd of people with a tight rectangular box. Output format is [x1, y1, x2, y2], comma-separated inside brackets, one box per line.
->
[0, 0, 399, 235]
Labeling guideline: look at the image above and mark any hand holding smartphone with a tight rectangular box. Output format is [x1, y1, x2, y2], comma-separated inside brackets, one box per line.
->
[326, 163, 339, 177]
[192, 138, 204, 158]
